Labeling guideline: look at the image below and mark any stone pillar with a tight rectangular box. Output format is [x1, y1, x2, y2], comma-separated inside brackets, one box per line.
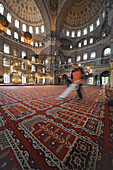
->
[110, 62, 113, 88]
[0, 55, 3, 83]
[38, 77, 39, 84]
[110, 39, 113, 61]
[97, 76, 100, 86]
[110, 40, 113, 88]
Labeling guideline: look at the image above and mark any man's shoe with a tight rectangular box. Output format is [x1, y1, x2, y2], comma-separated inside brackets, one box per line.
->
[76, 98, 82, 101]
[57, 97, 65, 100]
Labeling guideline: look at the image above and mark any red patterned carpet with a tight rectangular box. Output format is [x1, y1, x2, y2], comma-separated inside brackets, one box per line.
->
[0, 85, 113, 170]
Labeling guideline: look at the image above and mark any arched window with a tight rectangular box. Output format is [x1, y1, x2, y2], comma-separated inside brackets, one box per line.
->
[96, 18, 100, 27]
[90, 38, 93, 44]
[90, 24, 93, 32]
[102, 11, 105, 18]
[90, 51, 96, 59]
[4, 73, 10, 83]
[35, 42, 38, 47]
[83, 28, 87, 35]
[32, 65, 35, 71]
[14, 32, 18, 39]
[41, 25, 44, 33]
[71, 31, 75, 37]
[68, 58, 71, 64]
[84, 40, 87, 46]
[4, 44, 10, 54]
[21, 62, 26, 70]
[78, 42, 81, 48]
[83, 53, 88, 60]
[102, 32, 105, 37]
[39, 42, 42, 46]
[42, 76, 45, 84]
[21, 37, 24, 42]
[3, 57, 10, 67]
[66, 30, 69, 36]
[15, 19, 19, 28]
[59, 60, 61, 65]
[104, 47, 111, 56]
[36, 27, 39, 34]
[76, 56, 81, 62]
[29, 26, 33, 34]
[22, 24, 26, 32]
[30, 41, 34, 46]
[14, 49, 18, 56]
[6, 29, 11, 36]
[70, 45, 72, 49]
[77, 30, 81, 37]
[22, 51, 26, 58]
[43, 67, 45, 73]
[0, 4, 4, 15]
[32, 56, 35, 62]
[7, 13, 12, 23]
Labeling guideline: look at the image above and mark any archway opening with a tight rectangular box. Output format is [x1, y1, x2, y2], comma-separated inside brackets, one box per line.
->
[100, 71, 109, 85]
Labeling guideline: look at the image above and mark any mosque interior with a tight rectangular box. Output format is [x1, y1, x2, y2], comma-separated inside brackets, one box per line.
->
[0, 0, 113, 169]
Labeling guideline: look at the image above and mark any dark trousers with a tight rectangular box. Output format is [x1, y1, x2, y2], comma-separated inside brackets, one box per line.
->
[77, 84, 83, 99]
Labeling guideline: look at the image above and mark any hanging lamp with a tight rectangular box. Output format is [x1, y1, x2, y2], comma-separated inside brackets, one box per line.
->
[0, 14, 9, 27]
[24, 31, 32, 40]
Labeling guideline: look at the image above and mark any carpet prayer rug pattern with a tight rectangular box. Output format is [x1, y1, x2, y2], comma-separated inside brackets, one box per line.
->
[0, 85, 112, 170]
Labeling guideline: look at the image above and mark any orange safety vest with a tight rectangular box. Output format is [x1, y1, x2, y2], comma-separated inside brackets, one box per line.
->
[71, 67, 84, 84]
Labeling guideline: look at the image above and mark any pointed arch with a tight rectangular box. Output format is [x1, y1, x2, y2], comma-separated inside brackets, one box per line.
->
[34, 0, 51, 36]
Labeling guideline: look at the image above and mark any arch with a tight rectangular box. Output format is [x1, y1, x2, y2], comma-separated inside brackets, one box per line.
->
[60, 38, 73, 49]
[56, 0, 105, 35]
[90, 51, 96, 59]
[68, 58, 71, 64]
[100, 71, 109, 77]
[59, 49, 66, 64]
[62, 74, 68, 84]
[56, 0, 75, 36]
[102, 46, 111, 57]
[39, 50, 46, 60]
[34, 0, 51, 36]
[100, 71, 109, 86]
[94, 75, 98, 86]
[62, 74, 68, 79]
[0, 3, 4, 15]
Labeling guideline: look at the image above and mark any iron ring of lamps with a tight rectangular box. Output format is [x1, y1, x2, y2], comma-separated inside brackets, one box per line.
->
[0, 14, 9, 27]
[24, 31, 32, 40]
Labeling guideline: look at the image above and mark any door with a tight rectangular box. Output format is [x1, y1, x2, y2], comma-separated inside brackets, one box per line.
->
[22, 76, 26, 84]
[4, 74, 10, 83]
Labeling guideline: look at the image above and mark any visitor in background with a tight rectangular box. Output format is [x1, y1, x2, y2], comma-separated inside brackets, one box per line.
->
[57, 63, 84, 100]
[100, 77, 102, 88]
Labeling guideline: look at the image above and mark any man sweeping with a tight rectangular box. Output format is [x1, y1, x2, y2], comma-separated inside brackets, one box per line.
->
[57, 63, 84, 100]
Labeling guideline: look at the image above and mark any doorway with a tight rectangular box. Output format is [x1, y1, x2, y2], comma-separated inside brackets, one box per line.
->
[4, 74, 10, 83]
[100, 71, 109, 85]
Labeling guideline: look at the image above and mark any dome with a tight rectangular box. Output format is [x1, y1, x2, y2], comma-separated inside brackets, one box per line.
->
[3, 0, 43, 24]
[64, 0, 105, 27]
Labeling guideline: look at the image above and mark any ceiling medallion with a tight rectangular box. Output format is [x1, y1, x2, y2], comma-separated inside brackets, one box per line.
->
[24, 31, 32, 40]
[0, 14, 9, 27]
[49, 0, 58, 12]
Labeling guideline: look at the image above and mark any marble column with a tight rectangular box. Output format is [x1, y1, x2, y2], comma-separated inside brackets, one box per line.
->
[110, 62, 113, 88]
[110, 39, 113, 88]
[0, 55, 3, 83]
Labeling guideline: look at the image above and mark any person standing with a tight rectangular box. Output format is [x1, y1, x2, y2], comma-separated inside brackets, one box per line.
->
[57, 63, 84, 100]
[71, 63, 84, 100]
